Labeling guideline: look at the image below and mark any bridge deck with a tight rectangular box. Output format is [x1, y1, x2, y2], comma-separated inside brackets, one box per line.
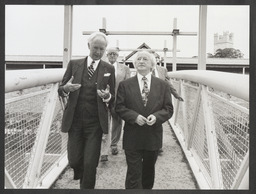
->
[51, 122, 198, 189]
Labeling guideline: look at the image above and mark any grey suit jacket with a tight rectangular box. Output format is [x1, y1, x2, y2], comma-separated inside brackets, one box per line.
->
[156, 65, 181, 99]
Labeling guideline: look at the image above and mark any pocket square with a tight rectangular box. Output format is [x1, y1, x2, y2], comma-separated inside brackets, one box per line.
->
[104, 73, 111, 77]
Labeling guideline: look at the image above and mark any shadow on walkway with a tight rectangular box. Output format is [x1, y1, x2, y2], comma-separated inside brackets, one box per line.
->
[52, 122, 199, 189]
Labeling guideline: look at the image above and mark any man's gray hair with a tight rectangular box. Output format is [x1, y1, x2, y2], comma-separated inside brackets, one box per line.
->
[133, 50, 157, 68]
[88, 31, 108, 46]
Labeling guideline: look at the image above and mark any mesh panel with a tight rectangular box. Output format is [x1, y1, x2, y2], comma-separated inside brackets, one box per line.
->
[39, 98, 68, 180]
[182, 82, 199, 141]
[191, 96, 212, 185]
[5, 89, 49, 188]
[209, 91, 249, 189]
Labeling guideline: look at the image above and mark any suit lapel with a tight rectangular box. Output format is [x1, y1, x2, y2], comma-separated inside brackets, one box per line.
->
[116, 63, 124, 84]
[72, 57, 86, 84]
[145, 76, 159, 112]
[97, 60, 106, 89]
[132, 76, 145, 109]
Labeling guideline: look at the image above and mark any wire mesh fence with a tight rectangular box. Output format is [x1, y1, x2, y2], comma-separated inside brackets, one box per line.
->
[170, 77, 249, 189]
[5, 83, 67, 188]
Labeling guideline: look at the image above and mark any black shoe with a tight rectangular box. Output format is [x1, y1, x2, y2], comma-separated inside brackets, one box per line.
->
[100, 155, 108, 162]
[111, 147, 118, 155]
[158, 148, 163, 155]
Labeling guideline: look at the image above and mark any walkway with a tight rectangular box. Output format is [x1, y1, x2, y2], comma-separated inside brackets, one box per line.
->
[51, 122, 198, 189]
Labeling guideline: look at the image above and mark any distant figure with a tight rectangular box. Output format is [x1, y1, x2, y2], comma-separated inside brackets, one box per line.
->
[58, 32, 115, 189]
[115, 51, 173, 189]
[152, 64, 183, 102]
[101, 47, 131, 162]
[152, 62, 183, 154]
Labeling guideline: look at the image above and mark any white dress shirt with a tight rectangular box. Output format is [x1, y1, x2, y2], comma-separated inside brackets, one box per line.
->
[87, 56, 100, 70]
[137, 72, 152, 94]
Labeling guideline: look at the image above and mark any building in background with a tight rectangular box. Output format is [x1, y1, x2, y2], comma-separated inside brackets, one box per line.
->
[214, 31, 234, 53]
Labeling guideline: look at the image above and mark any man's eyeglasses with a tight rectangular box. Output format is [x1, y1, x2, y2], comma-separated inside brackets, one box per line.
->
[108, 52, 118, 56]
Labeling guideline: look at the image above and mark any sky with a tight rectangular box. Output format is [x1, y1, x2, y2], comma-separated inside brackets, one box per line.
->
[5, 5, 250, 59]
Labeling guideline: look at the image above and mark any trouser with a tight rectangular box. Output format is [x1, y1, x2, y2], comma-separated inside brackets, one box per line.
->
[67, 116, 103, 189]
[111, 115, 123, 148]
[124, 149, 158, 189]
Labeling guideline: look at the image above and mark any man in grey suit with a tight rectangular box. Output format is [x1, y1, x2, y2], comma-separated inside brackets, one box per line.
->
[115, 51, 173, 189]
[101, 47, 131, 161]
[153, 64, 183, 101]
[58, 32, 115, 189]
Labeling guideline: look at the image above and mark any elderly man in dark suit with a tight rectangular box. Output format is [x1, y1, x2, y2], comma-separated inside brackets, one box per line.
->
[115, 51, 173, 189]
[58, 32, 115, 189]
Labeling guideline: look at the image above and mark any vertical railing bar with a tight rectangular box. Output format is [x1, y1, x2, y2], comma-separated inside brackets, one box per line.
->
[181, 80, 189, 143]
[187, 84, 202, 149]
[23, 83, 59, 188]
[174, 79, 182, 125]
[201, 85, 223, 189]
[231, 151, 249, 189]
[5, 169, 17, 188]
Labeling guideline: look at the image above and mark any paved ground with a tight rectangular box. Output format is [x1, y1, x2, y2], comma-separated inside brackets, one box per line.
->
[52, 122, 199, 189]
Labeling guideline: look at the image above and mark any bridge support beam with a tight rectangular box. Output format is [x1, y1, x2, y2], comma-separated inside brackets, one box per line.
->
[63, 5, 73, 68]
[198, 5, 207, 70]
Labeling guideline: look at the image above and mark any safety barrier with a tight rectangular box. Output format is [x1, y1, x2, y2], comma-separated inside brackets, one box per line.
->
[5, 69, 249, 189]
[168, 70, 249, 189]
[5, 69, 67, 188]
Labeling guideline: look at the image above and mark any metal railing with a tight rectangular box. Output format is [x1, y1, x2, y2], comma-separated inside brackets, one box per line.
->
[5, 69, 67, 188]
[5, 69, 249, 189]
[168, 70, 249, 189]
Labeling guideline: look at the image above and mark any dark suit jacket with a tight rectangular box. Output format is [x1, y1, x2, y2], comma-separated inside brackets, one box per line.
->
[58, 57, 115, 133]
[115, 75, 173, 150]
[156, 65, 181, 99]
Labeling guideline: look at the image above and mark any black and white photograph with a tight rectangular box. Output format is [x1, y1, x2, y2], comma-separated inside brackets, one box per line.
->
[3, 1, 253, 192]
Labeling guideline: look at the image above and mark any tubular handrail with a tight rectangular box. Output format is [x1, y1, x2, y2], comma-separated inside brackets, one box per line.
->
[168, 70, 249, 101]
[4, 69, 249, 189]
[5, 69, 66, 93]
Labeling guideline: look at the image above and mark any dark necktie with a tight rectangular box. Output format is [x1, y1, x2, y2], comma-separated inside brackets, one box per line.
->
[141, 76, 149, 106]
[88, 61, 95, 79]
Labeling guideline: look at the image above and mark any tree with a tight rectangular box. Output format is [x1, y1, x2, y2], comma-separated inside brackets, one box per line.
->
[212, 48, 244, 58]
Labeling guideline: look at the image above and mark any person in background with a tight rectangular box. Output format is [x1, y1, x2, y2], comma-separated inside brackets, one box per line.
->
[151, 56, 184, 154]
[115, 51, 173, 189]
[58, 31, 115, 189]
[100, 47, 131, 162]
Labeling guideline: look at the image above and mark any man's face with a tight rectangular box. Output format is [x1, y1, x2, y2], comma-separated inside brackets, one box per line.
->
[107, 51, 119, 65]
[88, 38, 107, 60]
[135, 53, 152, 74]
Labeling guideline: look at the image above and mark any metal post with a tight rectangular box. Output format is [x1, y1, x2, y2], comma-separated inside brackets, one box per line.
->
[201, 85, 223, 189]
[172, 18, 177, 72]
[23, 84, 59, 188]
[198, 5, 207, 70]
[163, 40, 167, 68]
[5, 169, 16, 188]
[63, 5, 73, 68]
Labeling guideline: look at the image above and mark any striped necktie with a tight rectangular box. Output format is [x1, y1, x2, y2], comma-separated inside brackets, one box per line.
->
[88, 60, 95, 79]
[141, 76, 149, 106]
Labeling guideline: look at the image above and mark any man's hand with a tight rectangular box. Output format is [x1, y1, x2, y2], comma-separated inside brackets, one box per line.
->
[97, 84, 110, 99]
[63, 76, 81, 93]
[177, 96, 184, 101]
[135, 115, 147, 126]
[146, 114, 156, 126]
